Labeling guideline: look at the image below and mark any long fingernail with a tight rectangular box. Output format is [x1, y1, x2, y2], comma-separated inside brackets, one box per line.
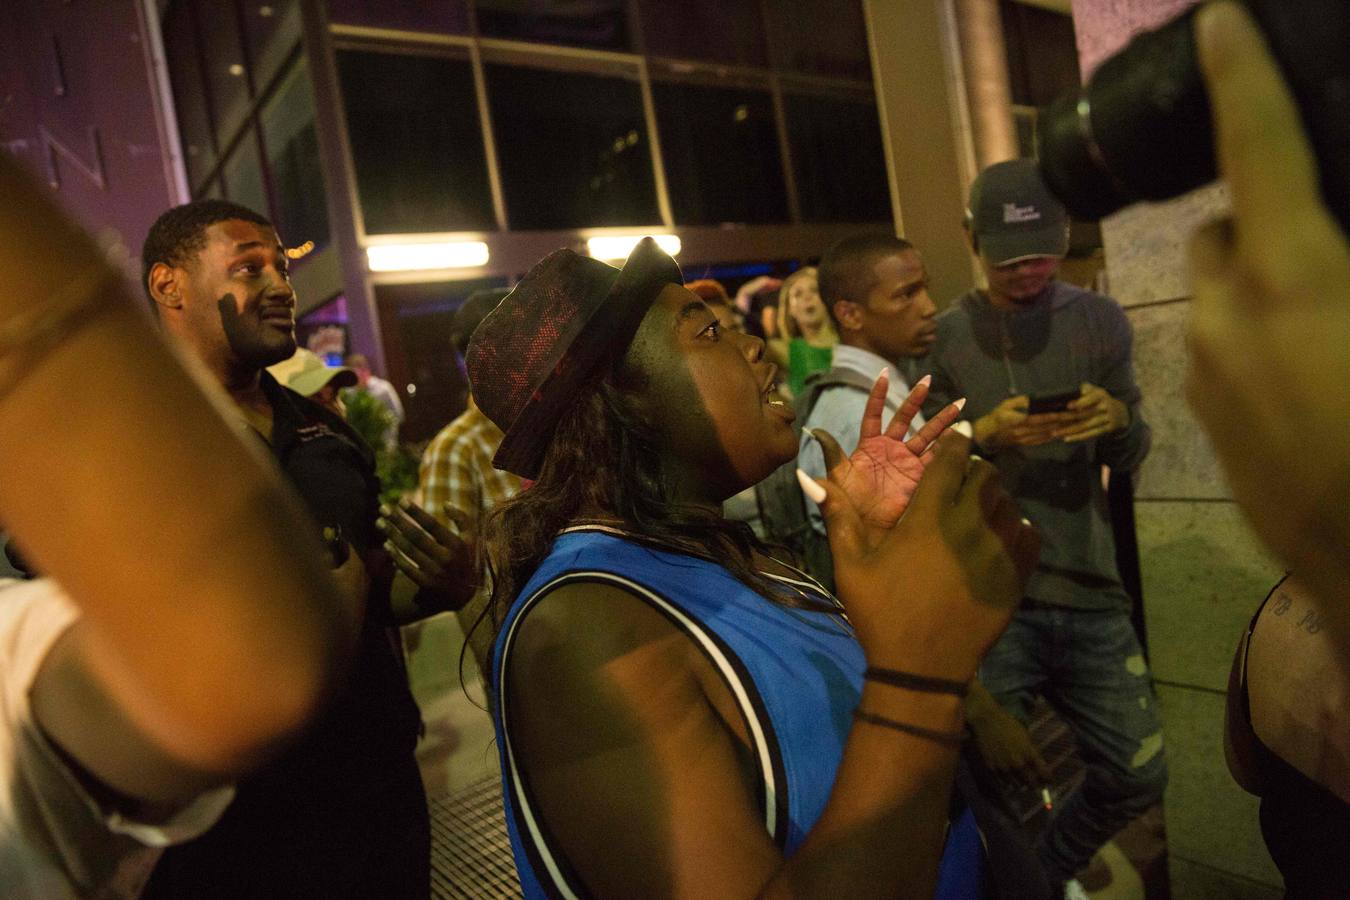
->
[379, 504, 393, 516]
[796, 469, 827, 504]
[953, 397, 967, 412]
[916, 374, 931, 389]
[951, 420, 973, 438]
[877, 367, 889, 382]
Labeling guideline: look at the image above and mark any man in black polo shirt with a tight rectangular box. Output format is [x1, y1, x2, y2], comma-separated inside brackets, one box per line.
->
[138, 200, 468, 897]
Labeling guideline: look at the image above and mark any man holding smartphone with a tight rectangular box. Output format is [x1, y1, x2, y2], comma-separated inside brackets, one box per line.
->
[920, 159, 1162, 900]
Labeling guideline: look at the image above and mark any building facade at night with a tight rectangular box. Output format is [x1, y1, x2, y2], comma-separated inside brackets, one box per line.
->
[7, 0, 1075, 441]
[158, 0, 905, 441]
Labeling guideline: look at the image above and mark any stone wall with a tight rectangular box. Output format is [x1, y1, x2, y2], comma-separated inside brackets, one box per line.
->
[1070, 1, 1283, 895]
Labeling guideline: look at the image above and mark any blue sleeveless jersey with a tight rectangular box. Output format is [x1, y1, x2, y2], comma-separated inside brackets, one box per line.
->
[489, 529, 985, 898]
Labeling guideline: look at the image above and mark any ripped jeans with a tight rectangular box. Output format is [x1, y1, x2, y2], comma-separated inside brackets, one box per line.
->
[979, 603, 1168, 884]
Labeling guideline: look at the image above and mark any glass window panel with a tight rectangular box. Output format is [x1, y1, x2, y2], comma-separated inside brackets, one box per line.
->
[476, 0, 629, 52]
[485, 63, 658, 230]
[221, 130, 270, 218]
[652, 80, 787, 226]
[298, 295, 349, 363]
[376, 279, 508, 442]
[767, 0, 870, 80]
[326, 0, 469, 34]
[163, 0, 218, 191]
[261, 57, 331, 249]
[784, 91, 890, 223]
[1000, 0, 1081, 107]
[337, 49, 494, 234]
[637, 0, 766, 67]
[241, 0, 301, 94]
[198, 0, 254, 146]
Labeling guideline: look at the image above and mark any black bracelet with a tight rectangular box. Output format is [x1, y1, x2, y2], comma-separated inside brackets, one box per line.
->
[864, 666, 969, 697]
[853, 709, 964, 747]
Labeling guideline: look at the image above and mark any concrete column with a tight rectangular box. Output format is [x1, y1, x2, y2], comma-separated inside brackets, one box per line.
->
[862, 0, 979, 309]
[953, 0, 1020, 168]
[298, 0, 387, 373]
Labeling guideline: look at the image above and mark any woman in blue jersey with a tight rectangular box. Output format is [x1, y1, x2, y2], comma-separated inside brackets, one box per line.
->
[464, 239, 1040, 898]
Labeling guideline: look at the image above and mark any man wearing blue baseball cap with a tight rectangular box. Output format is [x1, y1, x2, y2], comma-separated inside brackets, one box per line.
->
[920, 159, 1165, 900]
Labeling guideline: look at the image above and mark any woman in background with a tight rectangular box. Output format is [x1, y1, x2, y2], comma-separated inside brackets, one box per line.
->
[768, 266, 837, 396]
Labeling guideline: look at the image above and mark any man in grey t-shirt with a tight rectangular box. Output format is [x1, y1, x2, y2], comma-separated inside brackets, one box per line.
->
[920, 160, 1166, 896]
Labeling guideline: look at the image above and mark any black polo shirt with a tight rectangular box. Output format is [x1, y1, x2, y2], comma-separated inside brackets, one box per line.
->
[144, 373, 428, 898]
[265, 372, 381, 569]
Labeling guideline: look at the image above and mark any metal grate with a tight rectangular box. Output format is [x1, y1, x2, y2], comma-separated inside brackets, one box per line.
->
[429, 776, 522, 899]
[1007, 700, 1088, 827]
[423, 704, 1110, 897]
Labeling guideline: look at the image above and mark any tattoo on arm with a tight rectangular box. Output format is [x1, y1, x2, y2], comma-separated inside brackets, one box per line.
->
[1272, 589, 1325, 634]
[1297, 609, 1323, 635]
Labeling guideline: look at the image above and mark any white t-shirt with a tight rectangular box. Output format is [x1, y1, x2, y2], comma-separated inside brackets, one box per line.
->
[0, 579, 234, 898]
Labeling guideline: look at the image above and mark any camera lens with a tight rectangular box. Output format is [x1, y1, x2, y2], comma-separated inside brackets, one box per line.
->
[1037, 8, 1214, 222]
[1036, 0, 1350, 233]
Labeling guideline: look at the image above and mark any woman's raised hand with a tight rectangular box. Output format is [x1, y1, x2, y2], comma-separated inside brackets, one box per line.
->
[803, 430, 1038, 681]
[810, 369, 965, 537]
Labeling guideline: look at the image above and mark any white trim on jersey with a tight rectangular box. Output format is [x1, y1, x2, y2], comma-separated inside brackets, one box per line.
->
[496, 570, 781, 898]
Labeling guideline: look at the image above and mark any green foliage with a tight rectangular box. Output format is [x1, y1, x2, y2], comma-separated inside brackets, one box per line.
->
[342, 388, 395, 449]
[376, 445, 420, 505]
[341, 388, 418, 504]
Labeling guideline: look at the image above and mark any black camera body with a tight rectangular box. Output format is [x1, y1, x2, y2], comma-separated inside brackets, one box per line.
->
[1037, 0, 1350, 233]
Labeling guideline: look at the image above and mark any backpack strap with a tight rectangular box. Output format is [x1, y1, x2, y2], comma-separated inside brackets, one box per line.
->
[795, 365, 878, 422]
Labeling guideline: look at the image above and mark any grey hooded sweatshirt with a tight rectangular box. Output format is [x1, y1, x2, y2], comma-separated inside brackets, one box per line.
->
[919, 280, 1151, 610]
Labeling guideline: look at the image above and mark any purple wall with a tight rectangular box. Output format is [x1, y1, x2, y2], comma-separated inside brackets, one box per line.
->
[1071, 0, 1199, 75]
[0, 0, 178, 278]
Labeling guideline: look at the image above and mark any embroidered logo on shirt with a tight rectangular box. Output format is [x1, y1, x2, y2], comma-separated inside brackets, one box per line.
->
[1003, 203, 1042, 224]
[294, 422, 339, 444]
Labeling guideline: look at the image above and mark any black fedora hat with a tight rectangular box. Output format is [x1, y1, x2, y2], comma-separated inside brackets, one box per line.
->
[466, 238, 682, 479]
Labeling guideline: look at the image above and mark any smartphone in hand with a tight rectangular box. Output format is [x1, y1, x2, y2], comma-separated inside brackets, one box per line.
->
[1026, 390, 1080, 415]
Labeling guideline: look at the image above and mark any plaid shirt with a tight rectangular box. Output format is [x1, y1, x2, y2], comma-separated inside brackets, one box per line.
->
[416, 401, 521, 531]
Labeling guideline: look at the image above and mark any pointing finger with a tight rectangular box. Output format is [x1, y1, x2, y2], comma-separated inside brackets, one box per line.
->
[1197, 2, 1331, 258]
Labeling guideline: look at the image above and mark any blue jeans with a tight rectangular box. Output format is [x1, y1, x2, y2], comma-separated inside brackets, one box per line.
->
[979, 604, 1168, 883]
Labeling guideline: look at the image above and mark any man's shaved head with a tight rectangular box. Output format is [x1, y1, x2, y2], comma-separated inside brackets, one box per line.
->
[142, 200, 272, 313]
[818, 233, 915, 326]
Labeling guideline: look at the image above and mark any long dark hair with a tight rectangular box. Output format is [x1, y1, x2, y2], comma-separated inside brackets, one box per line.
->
[475, 356, 828, 652]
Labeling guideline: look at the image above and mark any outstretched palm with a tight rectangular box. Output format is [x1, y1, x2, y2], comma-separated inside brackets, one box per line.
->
[812, 372, 964, 536]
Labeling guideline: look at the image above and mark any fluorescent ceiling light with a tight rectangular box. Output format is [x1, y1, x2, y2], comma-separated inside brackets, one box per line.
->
[586, 234, 681, 261]
[366, 241, 490, 272]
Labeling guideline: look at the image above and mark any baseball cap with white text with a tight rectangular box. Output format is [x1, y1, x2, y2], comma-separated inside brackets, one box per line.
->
[967, 158, 1069, 266]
